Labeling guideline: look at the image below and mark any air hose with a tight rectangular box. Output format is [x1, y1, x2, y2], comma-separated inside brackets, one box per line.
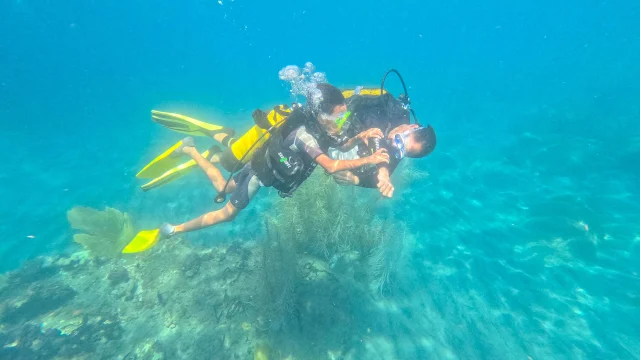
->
[380, 69, 421, 125]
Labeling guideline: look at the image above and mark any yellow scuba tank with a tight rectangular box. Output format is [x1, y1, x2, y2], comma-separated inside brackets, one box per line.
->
[342, 87, 387, 99]
[227, 104, 294, 166]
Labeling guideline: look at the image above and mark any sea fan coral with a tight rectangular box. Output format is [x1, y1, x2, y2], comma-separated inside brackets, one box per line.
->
[66, 206, 135, 257]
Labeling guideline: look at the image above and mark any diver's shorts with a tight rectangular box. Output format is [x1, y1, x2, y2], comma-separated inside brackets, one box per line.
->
[229, 164, 262, 210]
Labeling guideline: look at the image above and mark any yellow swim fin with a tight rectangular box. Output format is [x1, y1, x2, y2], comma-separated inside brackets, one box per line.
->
[140, 147, 218, 191]
[151, 110, 233, 138]
[141, 159, 197, 191]
[122, 229, 161, 253]
[136, 138, 194, 179]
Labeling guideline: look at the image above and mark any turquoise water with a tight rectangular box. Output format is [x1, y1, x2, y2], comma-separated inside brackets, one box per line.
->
[1, 0, 639, 359]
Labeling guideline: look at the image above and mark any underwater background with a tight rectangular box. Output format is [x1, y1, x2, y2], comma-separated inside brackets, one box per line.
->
[1, 0, 639, 359]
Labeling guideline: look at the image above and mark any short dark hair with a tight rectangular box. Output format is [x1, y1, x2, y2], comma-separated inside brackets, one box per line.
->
[313, 83, 345, 114]
[407, 125, 436, 158]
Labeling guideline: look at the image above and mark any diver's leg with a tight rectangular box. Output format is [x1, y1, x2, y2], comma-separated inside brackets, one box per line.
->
[212, 132, 236, 148]
[212, 133, 226, 143]
[182, 146, 229, 192]
[170, 169, 261, 235]
[208, 133, 236, 168]
[209, 152, 222, 164]
[173, 201, 240, 234]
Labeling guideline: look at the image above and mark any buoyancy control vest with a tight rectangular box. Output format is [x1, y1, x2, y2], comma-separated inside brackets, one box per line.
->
[250, 108, 318, 196]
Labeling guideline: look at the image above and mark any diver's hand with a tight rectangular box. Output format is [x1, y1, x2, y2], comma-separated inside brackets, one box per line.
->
[376, 173, 394, 198]
[332, 171, 360, 186]
[357, 128, 384, 146]
[366, 148, 390, 165]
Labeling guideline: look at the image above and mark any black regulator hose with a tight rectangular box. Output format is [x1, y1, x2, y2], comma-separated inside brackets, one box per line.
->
[380, 69, 421, 125]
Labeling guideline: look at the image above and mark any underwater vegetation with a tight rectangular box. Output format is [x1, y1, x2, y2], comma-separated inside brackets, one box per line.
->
[0, 170, 415, 360]
[256, 171, 416, 356]
[266, 170, 412, 295]
[66, 206, 135, 257]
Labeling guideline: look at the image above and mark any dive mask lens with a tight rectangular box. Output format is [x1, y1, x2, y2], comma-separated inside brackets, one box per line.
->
[394, 126, 424, 159]
[394, 134, 406, 160]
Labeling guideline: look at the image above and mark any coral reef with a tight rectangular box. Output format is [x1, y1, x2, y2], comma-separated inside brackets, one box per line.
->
[3, 129, 639, 359]
[0, 172, 410, 359]
[66, 206, 135, 257]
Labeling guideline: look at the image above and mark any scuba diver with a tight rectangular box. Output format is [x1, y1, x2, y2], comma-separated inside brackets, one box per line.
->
[328, 85, 437, 198]
[136, 81, 435, 198]
[136, 97, 384, 192]
[123, 83, 389, 253]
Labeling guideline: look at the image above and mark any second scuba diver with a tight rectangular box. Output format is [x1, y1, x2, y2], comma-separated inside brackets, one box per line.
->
[327, 85, 437, 197]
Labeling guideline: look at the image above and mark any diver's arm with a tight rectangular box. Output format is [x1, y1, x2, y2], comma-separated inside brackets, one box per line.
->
[332, 170, 361, 186]
[337, 128, 384, 151]
[336, 136, 360, 151]
[355, 163, 395, 198]
[356, 166, 390, 189]
[315, 149, 389, 174]
[377, 166, 391, 181]
[375, 166, 394, 198]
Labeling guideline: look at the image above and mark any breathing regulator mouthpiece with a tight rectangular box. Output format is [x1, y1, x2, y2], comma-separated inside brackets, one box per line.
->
[335, 111, 351, 130]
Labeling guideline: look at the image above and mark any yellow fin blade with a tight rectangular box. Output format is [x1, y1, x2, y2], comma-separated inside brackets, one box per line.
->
[151, 110, 224, 137]
[136, 140, 185, 179]
[140, 148, 212, 191]
[122, 229, 161, 253]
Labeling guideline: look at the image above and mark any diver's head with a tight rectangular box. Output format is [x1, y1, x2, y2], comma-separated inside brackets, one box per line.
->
[389, 124, 437, 159]
[309, 83, 348, 135]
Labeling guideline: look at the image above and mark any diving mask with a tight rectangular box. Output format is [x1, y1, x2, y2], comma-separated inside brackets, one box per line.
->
[394, 134, 406, 159]
[393, 126, 423, 159]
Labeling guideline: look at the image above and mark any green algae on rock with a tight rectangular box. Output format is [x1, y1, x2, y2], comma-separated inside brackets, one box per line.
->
[67, 206, 135, 257]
